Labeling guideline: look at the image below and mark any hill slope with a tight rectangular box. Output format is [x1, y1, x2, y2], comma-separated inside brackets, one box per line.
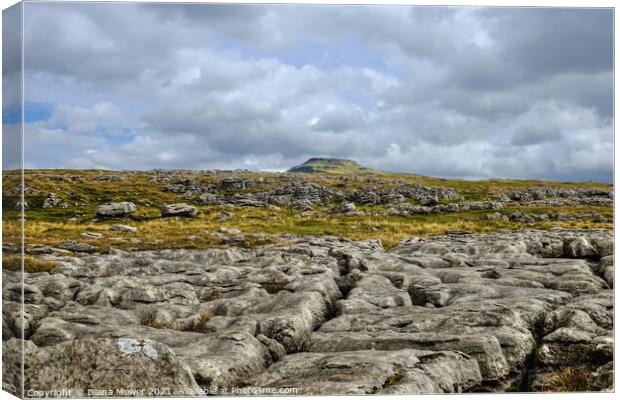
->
[287, 158, 380, 174]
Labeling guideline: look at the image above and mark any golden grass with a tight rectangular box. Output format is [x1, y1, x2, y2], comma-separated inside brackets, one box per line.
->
[2, 255, 58, 273]
[2, 201, 612, 252]
[3, 208, 611, 252]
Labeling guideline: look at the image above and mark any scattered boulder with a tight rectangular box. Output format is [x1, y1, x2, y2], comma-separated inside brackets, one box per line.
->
[61, 240, 96, 253]
[96, 202, 137, 218]
[40, 174, 84, 183]
[220, 178, 257, 191]
[551, 212, 571, 221]
[509, 211, 534, 223]
[486, 212, 507, 222]
[161, 203, 198, 218]
[94, 175, 126, 182]
[339, 201, 356, 213]
[216, 211, 233, 222]
[109, 224, 138, 233]
[220, 226, 242, 236]
[199, 193, 219, 204]
[81, 232, 103, 239]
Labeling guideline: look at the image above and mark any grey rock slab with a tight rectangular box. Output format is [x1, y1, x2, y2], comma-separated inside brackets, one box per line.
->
[596, 255, 614, 288]
[24, 338, 199, 396]
[2, 339, 38, 397]
[243, 349, 481, 394]
[538, 290, 613, 368]
[4, 228, 613, 394]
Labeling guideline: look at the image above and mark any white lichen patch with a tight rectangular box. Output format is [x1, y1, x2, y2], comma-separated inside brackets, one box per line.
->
[117, 338, 159, 360]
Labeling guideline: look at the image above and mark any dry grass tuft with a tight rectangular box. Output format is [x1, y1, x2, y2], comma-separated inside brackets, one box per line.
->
[193, 311, 214, 333]
[262, 281, 289, 294]
[203, 288, 220, 301]
[143, 317, 164, 330]
[382, 374, 401, 389]
[544, 367, 592, 392]
[142, 310, 213, 333]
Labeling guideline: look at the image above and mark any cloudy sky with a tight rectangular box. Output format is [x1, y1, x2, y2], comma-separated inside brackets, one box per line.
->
[2, 3, 614, 181]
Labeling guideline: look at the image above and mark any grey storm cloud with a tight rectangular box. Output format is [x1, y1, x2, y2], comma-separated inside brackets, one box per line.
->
[510, 127, 563, 147]
[7, 2, 613, 182]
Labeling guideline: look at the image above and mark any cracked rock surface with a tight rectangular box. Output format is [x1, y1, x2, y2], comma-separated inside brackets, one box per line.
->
[2, 229, 613, 395]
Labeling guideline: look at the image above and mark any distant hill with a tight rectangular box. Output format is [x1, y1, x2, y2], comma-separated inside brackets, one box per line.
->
[287, 158, 380, 174]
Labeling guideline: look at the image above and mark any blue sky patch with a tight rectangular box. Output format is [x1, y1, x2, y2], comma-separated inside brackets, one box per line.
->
[2, 102, 54, 124]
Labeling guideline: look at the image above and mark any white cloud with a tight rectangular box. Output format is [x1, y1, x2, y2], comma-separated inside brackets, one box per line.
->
[50, 102, 132, 134]
[11, 3, 613, 182]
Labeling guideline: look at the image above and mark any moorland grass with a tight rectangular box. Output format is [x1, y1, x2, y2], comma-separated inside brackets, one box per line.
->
[2, 169, 613, 251]
[2, 202, 612, 252]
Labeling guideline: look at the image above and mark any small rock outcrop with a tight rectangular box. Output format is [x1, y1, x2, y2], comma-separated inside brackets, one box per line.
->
[161, 179, 214, 199]
[3, 184, 41, 197]
[499, 186, 612, 207]
[42, 193, 68, 209]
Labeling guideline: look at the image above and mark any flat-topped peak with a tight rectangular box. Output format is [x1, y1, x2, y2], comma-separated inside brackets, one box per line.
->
[287, 158, 377, 174]
[304, 157, 359, 165]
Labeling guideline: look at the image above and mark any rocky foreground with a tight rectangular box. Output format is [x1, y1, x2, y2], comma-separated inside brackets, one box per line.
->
[2, 229, 613, 395]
